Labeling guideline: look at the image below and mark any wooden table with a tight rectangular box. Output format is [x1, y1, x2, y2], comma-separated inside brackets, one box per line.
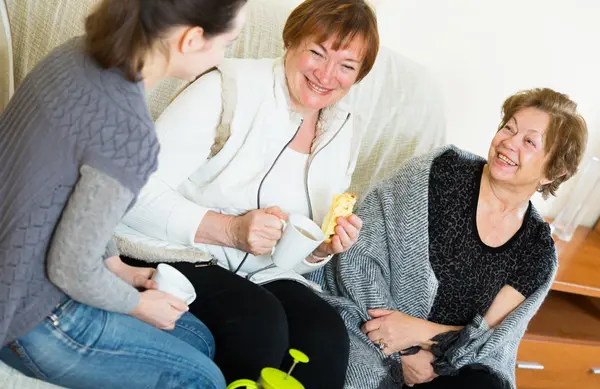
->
[516, 222, 600, 389]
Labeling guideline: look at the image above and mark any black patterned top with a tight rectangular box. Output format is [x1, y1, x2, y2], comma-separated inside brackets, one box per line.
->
[427, 149, 555, 326]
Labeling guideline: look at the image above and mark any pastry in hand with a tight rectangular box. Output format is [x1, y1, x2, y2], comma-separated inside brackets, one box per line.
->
[321, 192, 357, 243]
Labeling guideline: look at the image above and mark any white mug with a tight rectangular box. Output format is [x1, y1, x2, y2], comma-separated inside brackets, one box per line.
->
[151, 264, 197, 304]
[271, 214, 325, 270]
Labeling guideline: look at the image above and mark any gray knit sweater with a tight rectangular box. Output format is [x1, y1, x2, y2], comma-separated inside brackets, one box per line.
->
[0, 38, 159, 346]
[313, 146, 557, 389]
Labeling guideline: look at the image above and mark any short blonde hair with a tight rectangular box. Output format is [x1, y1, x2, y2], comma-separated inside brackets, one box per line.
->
[499, 88, 588, 199]
[282, 0, 379, 83]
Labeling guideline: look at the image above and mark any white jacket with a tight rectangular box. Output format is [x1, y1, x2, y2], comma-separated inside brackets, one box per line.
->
[116, 57, 362, 285]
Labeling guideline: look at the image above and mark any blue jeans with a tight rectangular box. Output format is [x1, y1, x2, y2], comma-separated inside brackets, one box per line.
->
[2, 298, 225, 389]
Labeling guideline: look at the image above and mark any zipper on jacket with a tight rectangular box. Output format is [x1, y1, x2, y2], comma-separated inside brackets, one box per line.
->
[240, 114, 350, 280]
[304, 113, 351, 220]
[233, 119, 304, 275]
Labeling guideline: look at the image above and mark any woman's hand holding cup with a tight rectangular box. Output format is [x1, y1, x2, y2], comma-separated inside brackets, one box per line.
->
[227, 206, 288, 255]
[131, 289, 189, 331]
[132, 263, 197, 330]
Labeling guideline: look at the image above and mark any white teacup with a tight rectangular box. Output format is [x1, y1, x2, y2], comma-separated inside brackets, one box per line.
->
[271, 214, 325, 270]
[151, 264, 197, 304]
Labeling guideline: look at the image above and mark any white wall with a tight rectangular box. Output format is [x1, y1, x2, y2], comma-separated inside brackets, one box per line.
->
[375, 0, 600, 226]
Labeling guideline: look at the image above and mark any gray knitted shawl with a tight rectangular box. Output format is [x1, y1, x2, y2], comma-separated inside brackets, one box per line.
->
[313, 146, 557, 389]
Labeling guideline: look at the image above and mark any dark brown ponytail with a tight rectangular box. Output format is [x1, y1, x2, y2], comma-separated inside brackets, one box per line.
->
[85, 0, 248, 82]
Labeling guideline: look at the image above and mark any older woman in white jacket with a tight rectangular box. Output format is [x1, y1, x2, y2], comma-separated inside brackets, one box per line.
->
[118, 0, 379, 388]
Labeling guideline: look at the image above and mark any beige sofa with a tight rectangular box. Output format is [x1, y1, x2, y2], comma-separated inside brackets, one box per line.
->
[0, 0, 13, 111]
[0, 0, 445, 388]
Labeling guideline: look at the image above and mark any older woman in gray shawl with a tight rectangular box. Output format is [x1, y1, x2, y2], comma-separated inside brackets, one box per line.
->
[316, 88, 588, 389]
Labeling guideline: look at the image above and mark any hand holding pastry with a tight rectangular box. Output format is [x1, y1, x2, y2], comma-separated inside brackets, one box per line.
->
[311, 193, 362, 259]
[321, 193, 358, 243]
[312, 214, 362, 258]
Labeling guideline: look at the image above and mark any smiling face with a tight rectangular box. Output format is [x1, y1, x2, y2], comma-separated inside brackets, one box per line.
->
[488, 107, 553, 190]
[284, 35, 364, 114]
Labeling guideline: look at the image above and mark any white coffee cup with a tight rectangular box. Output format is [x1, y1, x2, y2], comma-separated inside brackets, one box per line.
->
[151, 264, 197, 305]
[271, 214, 325, 270]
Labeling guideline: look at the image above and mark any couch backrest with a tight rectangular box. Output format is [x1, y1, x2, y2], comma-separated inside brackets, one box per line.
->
[5, 0, 445, 197]
[4, 0, 294, 118]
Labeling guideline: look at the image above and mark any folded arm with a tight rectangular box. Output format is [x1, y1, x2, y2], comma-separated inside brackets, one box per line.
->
[363, 284, 526, 353]
[429, 285, 525, 346]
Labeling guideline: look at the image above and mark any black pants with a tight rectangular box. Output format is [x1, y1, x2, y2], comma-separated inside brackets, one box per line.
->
[123, 257, 349, 389]
[405, 365, 508, 389]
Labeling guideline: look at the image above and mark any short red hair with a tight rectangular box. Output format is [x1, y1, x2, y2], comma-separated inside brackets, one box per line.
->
[283, 0, 379, 83]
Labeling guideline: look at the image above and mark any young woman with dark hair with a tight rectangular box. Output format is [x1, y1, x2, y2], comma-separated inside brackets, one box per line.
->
[0, 1, 247, 388]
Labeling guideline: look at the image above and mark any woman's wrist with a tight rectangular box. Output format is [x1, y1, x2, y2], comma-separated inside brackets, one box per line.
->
[195, 211, 238, 247]
[415, 319, 443, 346]
[421, 321, 463, 345]
[104, 255, 124, 274]
[104, 256, 138, 286]
[307, 251, 332, 263]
